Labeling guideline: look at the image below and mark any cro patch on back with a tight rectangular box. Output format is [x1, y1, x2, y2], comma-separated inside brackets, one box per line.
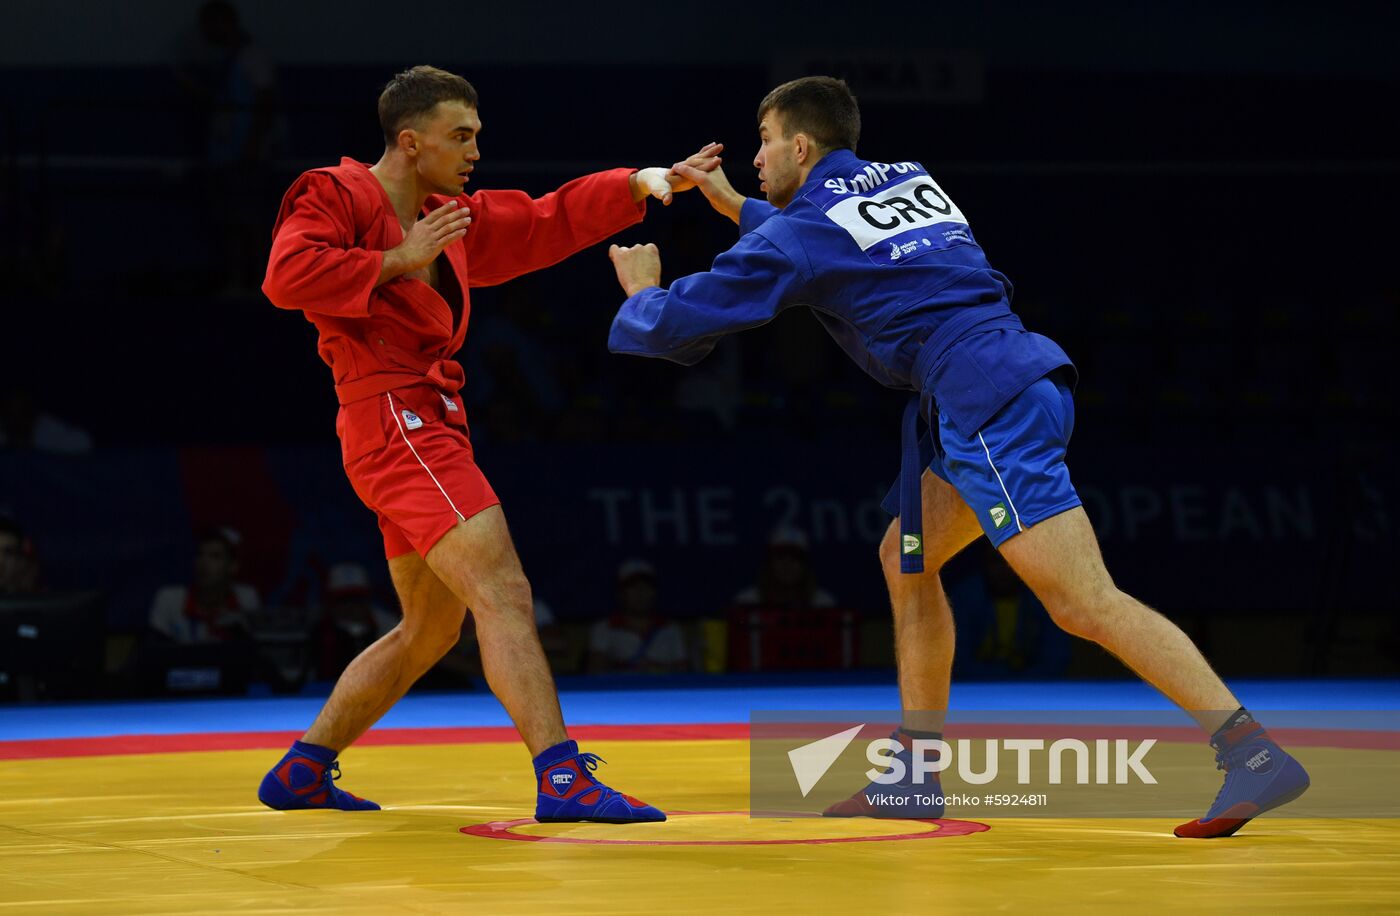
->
[809, 161, 976, 266]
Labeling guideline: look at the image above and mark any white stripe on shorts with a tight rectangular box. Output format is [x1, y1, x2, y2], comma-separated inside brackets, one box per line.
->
[387, 393, 466, 523]
[977, 430, 1024, 533]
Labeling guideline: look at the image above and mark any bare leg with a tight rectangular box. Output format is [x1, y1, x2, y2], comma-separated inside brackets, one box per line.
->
[422, 506, 567, 756]
[302, 550, 466, 751]
[824, 472, 982, 816]
[303, 506, 566, 756]
[880, 470, 984, 732]
[997, 506, 1239, 731]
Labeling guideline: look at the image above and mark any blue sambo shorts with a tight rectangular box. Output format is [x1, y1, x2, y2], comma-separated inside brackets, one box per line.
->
[882, 371, 1082, 547]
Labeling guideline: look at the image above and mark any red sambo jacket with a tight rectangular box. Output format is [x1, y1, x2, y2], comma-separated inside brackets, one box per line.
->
[263, 158, 644, 464]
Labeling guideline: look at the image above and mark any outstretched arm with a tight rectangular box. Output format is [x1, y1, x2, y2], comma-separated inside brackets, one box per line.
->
[463, 144, 725, 288]
[463, 170, 645, 287]
[630, 141, 726, 205]
[671, 151, 779, 234]
[671, 156, 746, 225]
[606, 233, 806, 365]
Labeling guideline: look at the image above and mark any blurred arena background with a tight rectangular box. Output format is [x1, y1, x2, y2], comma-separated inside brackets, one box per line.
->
[1, 0, 1396, 700]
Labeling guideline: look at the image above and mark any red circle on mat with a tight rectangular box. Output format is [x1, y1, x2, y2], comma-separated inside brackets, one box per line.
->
[460, 811, 990, 845]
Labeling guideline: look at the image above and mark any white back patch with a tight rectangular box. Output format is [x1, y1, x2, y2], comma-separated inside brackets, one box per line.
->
[823, 175, 969, 253]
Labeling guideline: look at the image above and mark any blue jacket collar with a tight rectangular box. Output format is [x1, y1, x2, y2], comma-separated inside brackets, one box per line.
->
[800, 149, 861, 196]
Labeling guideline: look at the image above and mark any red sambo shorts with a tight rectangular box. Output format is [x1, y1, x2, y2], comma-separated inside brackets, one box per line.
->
[338, 384, 499, 559]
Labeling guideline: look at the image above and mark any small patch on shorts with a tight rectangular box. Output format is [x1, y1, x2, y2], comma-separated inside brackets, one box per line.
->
[989, 503, 1010, 529]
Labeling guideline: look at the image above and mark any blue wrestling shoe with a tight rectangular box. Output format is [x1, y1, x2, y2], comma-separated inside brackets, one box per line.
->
[823, 729, 945, 819]
[533, 740, 665, 824]
[258, 742, 381, 811]
[1175, 716, 1309, 838]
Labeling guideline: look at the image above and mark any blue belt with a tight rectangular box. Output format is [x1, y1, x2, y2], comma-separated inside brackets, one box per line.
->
[898, 396, 925, 573]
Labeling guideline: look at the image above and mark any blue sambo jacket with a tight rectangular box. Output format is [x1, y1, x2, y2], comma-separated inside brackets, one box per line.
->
[609, 149, 1075, 569]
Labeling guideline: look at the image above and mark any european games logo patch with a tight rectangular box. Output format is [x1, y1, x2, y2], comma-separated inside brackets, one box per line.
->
[548, 768, 575, 795]
[989, 503, 1010, 529]
[401, 409, 423, 431]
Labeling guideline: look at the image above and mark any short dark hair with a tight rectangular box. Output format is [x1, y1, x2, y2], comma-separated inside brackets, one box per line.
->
[378, 65, 479, 147]
[757, 76, 860, 154]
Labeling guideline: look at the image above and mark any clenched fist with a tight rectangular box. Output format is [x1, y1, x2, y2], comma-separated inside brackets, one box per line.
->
[609, 243, 662, 297]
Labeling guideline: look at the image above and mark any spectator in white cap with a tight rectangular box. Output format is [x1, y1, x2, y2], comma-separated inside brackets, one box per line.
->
[315, 562, 398, 679]
[588, 559, 688, 674]
[149, 526, 260, 644]
[733, 525, 837, 610]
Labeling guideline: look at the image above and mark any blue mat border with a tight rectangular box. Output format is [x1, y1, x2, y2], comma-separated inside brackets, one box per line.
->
[3, 677, 1398, 741]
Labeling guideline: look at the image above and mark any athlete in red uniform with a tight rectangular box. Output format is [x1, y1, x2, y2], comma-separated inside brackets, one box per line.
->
[256, 65, 719, 822]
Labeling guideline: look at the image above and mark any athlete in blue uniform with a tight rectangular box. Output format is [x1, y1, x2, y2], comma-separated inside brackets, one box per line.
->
[606, 77, 1309, 838]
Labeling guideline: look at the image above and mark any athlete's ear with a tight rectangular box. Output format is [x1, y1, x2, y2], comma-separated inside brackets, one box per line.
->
[794, 132, 810, 166]
[396, 128, 418, 155]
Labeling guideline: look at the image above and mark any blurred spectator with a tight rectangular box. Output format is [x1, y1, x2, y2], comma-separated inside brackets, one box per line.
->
[0, 514, 39, 596]
[975, 549, 1036, 670]
[0, 389, 94, 454]
[314, 562, 397, 679]
[429, 592, 565, 684]
[588, 559, 688, 674]
[175, 1, 279, 167]
[173, 0, 281, 292]
[466, 285, 565, 444]
[947, 545, 1070, 678]
[675, 340, 743, 433]
[733, 526, 836, 610]
[149, 526, 260, 644]
[528, 596, 570, 671]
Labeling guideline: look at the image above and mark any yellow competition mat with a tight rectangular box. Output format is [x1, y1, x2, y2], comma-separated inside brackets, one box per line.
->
[4, 739, 1399, 914]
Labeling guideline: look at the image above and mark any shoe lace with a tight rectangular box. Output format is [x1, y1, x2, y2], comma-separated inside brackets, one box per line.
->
[1202, 745, 1237, 815]
[326, 761, 344, 785]
[566, 752, 628, 808]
